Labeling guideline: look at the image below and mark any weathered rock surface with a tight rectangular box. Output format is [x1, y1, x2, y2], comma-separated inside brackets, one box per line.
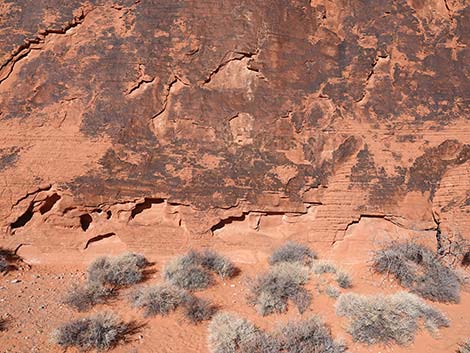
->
[0, 0, 469, 263]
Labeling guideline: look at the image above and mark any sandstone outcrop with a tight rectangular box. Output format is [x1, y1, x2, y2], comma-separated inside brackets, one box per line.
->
[0, 0, 469, 263]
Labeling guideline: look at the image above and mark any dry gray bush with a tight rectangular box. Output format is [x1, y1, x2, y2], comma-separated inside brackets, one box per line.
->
[324, 285, 340, 299]
[335, 272, 352, 289]
[372, 242, 460, 303]
[129, 283, 186, 317]
[238, 331, 280, 353]
[164, 254, 213, 290]
[0, 256, 8, 273]
[130, 283, 215, 323]
[164, 250, 236, 290]
[311, 260, 353, 292]
[64, 253, 149, 312]
[277, 316, 347, 353]
[0, 247, 20, 273]
[182, 295, 216, 324]
[200, 250, 237, 278]
[312, 261, 337, 275]
[457, 339, 470, 353]
[52, 311, 130, 351]
[63, 282, 114, 312]
[208, 312, 346, 353]
[336, 291, 449, 345]
[208, 312, 259, 353]
[88, 252, 149, 288]
[248, 262, 310, 315]
[269, 242, 316, 266]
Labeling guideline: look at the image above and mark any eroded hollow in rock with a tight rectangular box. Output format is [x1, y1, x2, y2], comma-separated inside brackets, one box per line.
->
[10, 204, 35, 231]
[130, 198, 164, 219]
[210, 214, 246, 233]
[79, 214, 92, 231]
[39, 193, 61, 215]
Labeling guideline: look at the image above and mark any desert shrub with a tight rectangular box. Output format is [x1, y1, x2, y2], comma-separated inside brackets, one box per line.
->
[0, 247, 21, 273]
[324, 285, 340, 299]
[457, 339, 470, 353]
[208, 313, 346, 353]
[437, 232, 470, 267]
[336, 291, 449, 345]
[64, 282, 114, 312]
[164, 250, 236, 290]
[182, 295, 216, 323]
[0, 317, 6, 331]
[52, 311, 130, 351]
[130, 283, 215, 323]
[239, 331, 280, 353]
[277, 316, 346, 353]
[129, 283, 186, 317]
[311, 260, 352, 290]
[164, 255, 212, 290]
[248, 262, 310, 315]
[312, 261, 337, 275]
[291, 288, 312, 314]
[208, 312, 259, 353]
[200, 250, 237, 278]
[269, 242, 316, 266]
[0, 256, 8, 273]
[88, 252, 149, 288]
[335, 272, 352, 289]
[372, 242, 460, 303]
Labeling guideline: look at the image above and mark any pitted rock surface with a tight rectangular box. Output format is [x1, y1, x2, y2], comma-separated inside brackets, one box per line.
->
[0, 0, 469, 262]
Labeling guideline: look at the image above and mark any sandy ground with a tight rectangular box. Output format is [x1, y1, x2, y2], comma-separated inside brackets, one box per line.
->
[0, 249, 469, 353]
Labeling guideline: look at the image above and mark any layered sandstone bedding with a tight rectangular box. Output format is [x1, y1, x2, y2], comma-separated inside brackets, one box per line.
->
[0, 0, 469, 352]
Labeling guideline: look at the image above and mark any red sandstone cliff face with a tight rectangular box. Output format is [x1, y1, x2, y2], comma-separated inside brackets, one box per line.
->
[0, 0, 469, 263]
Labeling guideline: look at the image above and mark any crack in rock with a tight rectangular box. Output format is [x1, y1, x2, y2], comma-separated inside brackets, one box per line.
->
[0, 8, 91, 86]
[334, 213, 437, 246]
[126, 64, 155, 96]
[202, 50, 259, 85]
[150, 75, 188, 122]
[354, 54, 389, 104]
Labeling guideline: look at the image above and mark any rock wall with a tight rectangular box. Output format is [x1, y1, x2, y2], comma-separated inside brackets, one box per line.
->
[0, 0, 469, 263]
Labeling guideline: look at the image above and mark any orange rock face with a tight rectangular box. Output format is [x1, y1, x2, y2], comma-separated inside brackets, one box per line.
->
[0, 0, 469, 264]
